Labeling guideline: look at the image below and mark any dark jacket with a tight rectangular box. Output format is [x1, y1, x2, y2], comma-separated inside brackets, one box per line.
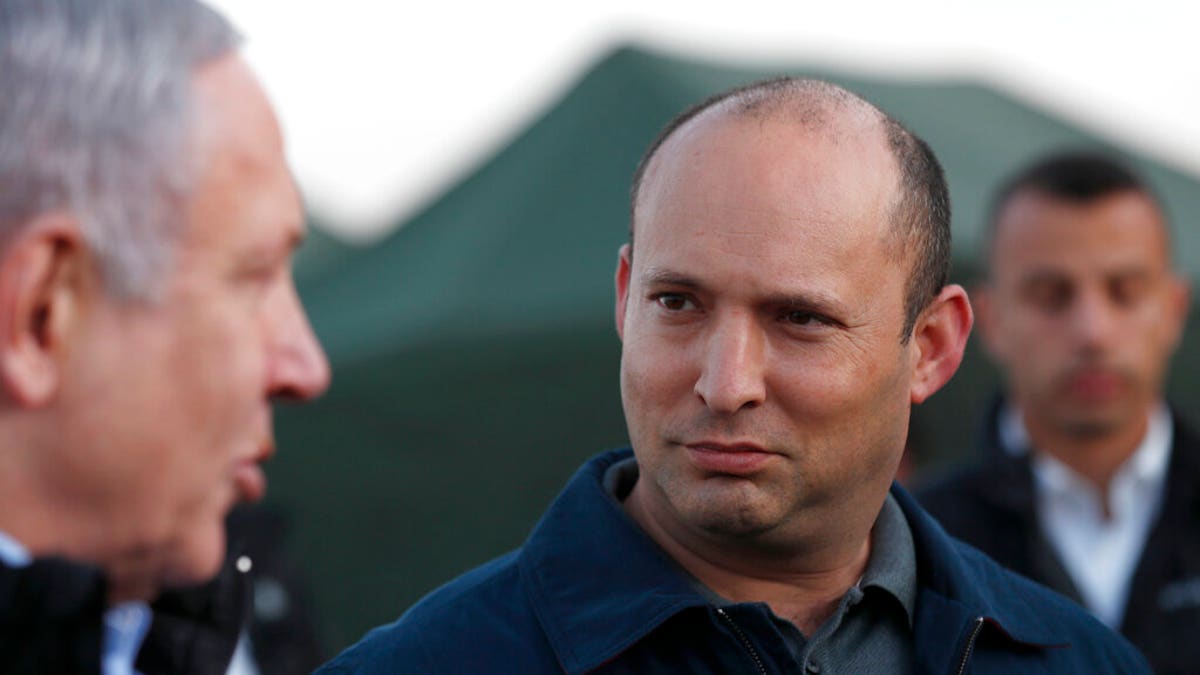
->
[0, 551, 246, 675]
[319, 449, 1149, 674]
[917, 400, 1200, 675]
[0, 506, 321, 675]
[0, 557, 106, 675]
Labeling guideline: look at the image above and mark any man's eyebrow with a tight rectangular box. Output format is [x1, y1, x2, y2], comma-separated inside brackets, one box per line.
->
[1017, 268, 1070, 285]
[1019, 263, 1154, 282]
[640, 268, 705, 289]
[640, 267, 846, 314]
[765, 292, 843, 313]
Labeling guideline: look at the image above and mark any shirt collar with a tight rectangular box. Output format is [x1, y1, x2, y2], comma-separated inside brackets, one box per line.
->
[521, 450, 921, 673]
[103, 601, 153, 675]
[858, 492, 917, 628]
[999, 402, 1173, 498]
[605, 455, 917, 627]
[0, 529, 152, 675]
[997, 403, 1031, 458]
[0, 530, 32, 568]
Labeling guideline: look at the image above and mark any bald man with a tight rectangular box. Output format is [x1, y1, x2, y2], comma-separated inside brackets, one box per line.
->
[320, 80, 1147, 674]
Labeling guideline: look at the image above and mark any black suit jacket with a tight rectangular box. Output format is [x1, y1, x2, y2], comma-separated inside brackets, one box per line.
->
[917, 399, 1200, 675]
[0, 505, 319, 675]
[0, 556, 106, 675]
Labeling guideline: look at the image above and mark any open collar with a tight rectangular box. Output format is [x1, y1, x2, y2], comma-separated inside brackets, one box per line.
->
[896, 484, 1071, 648]
[520, 450, 1077, 674]
[518, 449, 709, 674]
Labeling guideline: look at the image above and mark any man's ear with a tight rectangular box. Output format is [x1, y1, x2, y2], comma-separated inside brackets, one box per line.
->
[0, 214, 88, 408]
[1163, 274, 1192, 354]
[910, 284, 974, 405]
[614, 243, 632, 341]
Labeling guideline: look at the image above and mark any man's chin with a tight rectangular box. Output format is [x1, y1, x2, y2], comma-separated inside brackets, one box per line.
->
[673, 481, 787, 540]
[1055, 409, 1131, 439]
[158, 528, 228, 591]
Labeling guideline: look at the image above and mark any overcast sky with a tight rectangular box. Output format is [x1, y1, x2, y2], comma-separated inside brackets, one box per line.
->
[209, 0, 1200, 241]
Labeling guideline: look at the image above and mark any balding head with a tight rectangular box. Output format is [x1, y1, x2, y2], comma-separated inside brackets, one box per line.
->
[629, 77, 949, 338]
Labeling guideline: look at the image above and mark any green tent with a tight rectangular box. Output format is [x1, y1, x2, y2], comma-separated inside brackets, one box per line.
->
[273, 45, 1200, 651]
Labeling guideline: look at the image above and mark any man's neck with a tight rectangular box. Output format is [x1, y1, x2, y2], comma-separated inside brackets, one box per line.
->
[623, 483, 871, 636]
[1017, 406, 1153, 498]
[0, 486, 161, 602]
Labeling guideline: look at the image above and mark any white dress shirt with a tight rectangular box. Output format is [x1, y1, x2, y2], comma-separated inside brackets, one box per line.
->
[0, 530, 151, 675]
[999, 403, 1172, 628]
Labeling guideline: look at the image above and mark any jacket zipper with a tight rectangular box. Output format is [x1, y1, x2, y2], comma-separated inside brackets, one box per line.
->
[955, 616, 986, 675]
[716, 607, 768, 675]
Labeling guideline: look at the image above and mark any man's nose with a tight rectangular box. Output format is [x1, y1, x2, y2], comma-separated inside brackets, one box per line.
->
[1069, 287, 1119, 351]
[267, 281, 332, 402]
[694, 311, 766, 414]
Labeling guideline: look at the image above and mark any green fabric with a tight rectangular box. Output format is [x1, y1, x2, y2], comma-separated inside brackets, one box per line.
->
[277, 45, 1200, 651]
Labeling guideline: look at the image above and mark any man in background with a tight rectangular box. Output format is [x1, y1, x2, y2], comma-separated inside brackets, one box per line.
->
[0, 0, 330, 672]
[320, 81, 1147, 673]
[918, 152, 1198, 674]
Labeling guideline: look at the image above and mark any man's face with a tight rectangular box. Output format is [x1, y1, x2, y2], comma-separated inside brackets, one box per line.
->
[979, 189, 1187, 439]
[616, 112, 920, 549]
[54, 55, 330, 589]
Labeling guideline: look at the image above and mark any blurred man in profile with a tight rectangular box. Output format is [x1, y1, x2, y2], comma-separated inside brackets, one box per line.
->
[918, 152, 1197, 673]
[0, 0, 330, 672]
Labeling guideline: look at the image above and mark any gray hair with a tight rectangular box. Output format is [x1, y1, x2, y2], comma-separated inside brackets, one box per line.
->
[0, 0, 241, 299]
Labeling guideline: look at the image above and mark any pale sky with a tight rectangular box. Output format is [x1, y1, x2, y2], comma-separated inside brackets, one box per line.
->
[210, 0, 1200, 242]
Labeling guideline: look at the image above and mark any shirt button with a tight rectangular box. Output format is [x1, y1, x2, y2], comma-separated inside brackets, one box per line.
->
[806, 661, 820, 673]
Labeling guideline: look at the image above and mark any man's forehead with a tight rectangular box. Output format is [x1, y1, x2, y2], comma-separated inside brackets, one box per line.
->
[638, 113, 898, 237]
[990, 190, 1171, 271]
[655, 98, 885, 167]
[176, 53, 302, 260]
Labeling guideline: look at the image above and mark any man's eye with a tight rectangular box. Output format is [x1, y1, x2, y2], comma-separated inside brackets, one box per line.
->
[784, 310, 828, 326]
[655, 294, 693, 311]
[1023, 281, 1072, 313]
[1110, 277, 1149, 307]
[1037, 291, 1070, 313]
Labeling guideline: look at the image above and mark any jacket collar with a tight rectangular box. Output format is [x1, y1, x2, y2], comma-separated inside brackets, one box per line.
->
[977, 395, 1200, 520]
[1160, 408, 1200, 521]
[520, 450, 1073, 674]
[518, 449, 709, 674]
[896, 484, 1071, 652]
[0, 555, 107, 625]
[972, 396, 1040, 516]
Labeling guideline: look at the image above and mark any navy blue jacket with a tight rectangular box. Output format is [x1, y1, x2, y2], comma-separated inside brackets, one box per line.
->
[319, 449, 1150, 674]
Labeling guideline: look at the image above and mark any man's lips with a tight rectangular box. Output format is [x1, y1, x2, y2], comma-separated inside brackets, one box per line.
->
[233, 462, 267, 502]
[233, 442, 274, 503]
[684, 442, 778, 475]
[1061, 369, 1126, 400]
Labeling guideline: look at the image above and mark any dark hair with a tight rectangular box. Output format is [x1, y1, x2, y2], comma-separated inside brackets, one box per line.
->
[627, 77, 950, 340]
[985, 151, 1165, 260]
